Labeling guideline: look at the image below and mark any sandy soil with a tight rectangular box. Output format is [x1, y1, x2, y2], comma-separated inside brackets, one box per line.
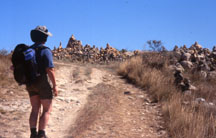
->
[0, 61, 168, 138]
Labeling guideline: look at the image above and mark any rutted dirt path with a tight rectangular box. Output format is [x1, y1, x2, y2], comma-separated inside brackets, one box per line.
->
[0, 62, 167, 138]
[46, 62, 106, 138]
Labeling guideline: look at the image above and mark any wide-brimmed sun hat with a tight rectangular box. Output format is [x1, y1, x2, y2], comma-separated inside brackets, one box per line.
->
[32, 25, 52, 36]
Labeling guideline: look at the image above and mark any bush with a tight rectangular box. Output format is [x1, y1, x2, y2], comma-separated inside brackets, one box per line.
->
[147, 40, 167, 52]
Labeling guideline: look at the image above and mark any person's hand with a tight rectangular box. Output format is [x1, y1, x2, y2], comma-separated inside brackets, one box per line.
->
[53, 86, 58, 97]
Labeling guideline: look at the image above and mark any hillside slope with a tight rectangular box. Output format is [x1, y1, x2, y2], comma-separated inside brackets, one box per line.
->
[0, 61, 167, 138]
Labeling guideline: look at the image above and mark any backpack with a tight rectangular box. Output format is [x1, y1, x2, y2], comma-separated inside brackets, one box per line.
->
[12, 44, 47, 85]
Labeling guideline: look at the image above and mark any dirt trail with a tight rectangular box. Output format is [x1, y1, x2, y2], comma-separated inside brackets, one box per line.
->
[0, 62, 167, 138]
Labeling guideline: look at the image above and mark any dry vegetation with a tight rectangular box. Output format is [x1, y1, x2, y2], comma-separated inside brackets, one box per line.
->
[0, 50, 16, 105]
[0, 50, 13, 87]
[118, 52, 216, 138]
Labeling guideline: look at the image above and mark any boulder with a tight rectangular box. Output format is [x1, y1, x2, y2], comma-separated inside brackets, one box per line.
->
[181, 52, 191, 61]
[200, 71, 207, 78]
[195, 98, 206, 103]
[192, 41, 202, 50]
[189, 84, 197, 91]
[197, 54, 205, 61]
[175, 63, 185, 72]
[207, 71, 216, 80]
[180, 61, 193, 69]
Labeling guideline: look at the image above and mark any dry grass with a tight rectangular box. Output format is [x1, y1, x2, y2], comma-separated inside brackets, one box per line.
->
[184, 71, 216, 102]
[118, 52, 216, 138]
[163, 94, 216, 138]
[118, 53, 176, 101]
[0, 53, 13, 86]
[0, 51, 14, 99]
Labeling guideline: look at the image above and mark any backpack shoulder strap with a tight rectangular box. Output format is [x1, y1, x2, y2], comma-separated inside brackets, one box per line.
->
[30, 45, 51, 55]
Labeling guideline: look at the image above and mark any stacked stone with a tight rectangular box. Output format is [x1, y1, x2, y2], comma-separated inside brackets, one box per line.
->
[173, 42, 216, 78]
[174, 70, 196, 92]
[52, 35, 134, 63]
[171, 42, 216, 92]
[173, 43, 216, 112]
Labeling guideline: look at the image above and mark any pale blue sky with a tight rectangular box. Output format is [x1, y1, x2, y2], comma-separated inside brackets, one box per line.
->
[0, 0, 216, 51]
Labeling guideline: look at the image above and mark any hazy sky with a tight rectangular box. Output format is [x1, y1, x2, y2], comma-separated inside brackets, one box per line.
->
[1, 0, 216, 51]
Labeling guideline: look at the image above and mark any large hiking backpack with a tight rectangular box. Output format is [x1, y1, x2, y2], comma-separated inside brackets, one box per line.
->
[12, 44, 47, 85]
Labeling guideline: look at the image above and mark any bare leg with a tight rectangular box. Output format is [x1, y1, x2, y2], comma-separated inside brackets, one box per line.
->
[39, 99, 52, 130]
[29, 95, 41, 128]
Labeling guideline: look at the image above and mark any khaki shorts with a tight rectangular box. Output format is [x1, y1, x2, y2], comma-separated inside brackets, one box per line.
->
[26, 75, 53, 99]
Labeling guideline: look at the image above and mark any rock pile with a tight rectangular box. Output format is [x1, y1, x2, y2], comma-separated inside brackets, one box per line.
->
[174, 70, 196, 92]
[171, 42, 216, 91]
[171, 42, 216, 113]
[52, 35, 134, 63]
[173, 42, 216, 74]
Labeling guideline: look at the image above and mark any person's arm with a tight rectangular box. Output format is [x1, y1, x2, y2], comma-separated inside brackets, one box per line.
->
[46, 67, 58, 96]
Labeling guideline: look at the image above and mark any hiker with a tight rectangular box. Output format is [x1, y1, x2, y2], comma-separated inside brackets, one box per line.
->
[26, 26, 58, 138]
